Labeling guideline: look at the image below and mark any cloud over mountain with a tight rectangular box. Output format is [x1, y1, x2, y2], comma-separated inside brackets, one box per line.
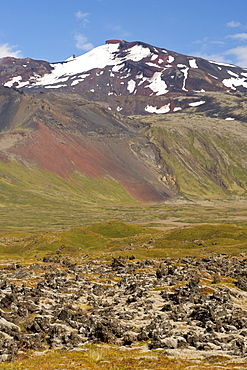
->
[0, 43, 21, 58]
[74, 34, 94, 51]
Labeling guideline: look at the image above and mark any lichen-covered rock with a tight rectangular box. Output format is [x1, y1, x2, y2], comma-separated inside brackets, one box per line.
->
[0, 254, 247, 361]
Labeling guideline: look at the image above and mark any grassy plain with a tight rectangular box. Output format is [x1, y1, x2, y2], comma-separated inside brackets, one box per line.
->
[1, 219, 247, 261]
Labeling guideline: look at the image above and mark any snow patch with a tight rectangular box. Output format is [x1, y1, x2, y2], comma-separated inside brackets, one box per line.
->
[117, 106, 123, 112]
[136, 72, 143, 79]
[120, 73, 131, 79]
[138, 79, 145, 86]
[112, 63, 124, 72]
[227, 70, 239, 78]
[151, 54, 158, 61]
[125, 44, 151, 62]
[225, 117, 235, 120]
[71, 74, 90, 86]
[146, 72, 168, 95]
[209, 60, 236, 67]
[146, 62, 161, 68]
[45, 84, 67, 89]
[4, 76, 29, 88]
[174, 107, 182, 112]
[222, 76, 247, 89]
[189, 59, 198, 68]
[208, 74, 219, 80]
[127, 79, 136, 93]
[71, 80, 81, 86]
[167, 55, 174, 63]
[189, 100, 206, 107]
[4, 76, 21, 87]
[181, 67, 189, 91]
[145, 103, 170, 114]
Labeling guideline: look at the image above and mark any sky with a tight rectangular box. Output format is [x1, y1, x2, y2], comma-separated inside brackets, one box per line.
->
[1, 0, 247, 67]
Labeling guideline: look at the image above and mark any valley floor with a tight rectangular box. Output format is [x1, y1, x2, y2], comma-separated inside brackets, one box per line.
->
[1, 197, 247, 233]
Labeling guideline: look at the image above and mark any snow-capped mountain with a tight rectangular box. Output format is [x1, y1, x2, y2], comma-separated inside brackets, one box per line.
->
[1, 42, 247, 204]
[1, 40, 247, 114]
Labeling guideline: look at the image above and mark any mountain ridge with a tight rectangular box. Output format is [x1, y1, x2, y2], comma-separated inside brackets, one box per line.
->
[0, 40, 247, 115]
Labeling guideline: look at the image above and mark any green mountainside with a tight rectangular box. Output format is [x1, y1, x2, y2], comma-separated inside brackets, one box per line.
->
[0, 88, 247, 232]
[135, 92, 247, 198]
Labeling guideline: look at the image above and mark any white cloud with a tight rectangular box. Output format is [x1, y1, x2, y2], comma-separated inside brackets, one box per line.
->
[225, 46, 247, 67]
[228, 33, 247, 40]
[191, 21, 247, 68]
[75, 11, 90, 27]
[0, 43, 21, 58]
[193, 48, 247, 68]
[227, 21, 241, 28]
[74, 34, 94, 51]
[194, 52, 233, 65]
[75, 11, 89, 19]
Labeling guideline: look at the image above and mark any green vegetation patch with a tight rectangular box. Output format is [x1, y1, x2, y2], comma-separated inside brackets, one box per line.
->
[165, 223, 247, 242]
[86, 220, 148, 238]
[138, 109, 247, 198]
[1, 222, 247, 261]
[0, 160, 140, 231]
[0, 221, 156, 260]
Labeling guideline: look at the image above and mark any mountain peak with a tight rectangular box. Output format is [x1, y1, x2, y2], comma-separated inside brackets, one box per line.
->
[105, 39, 123, 44]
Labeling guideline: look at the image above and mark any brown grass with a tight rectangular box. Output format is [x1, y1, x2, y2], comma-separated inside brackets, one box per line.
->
[0, 345, 246, 370]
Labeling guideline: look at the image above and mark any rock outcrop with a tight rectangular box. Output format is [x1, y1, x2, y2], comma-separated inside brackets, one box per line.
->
[0, 254, 247, 361]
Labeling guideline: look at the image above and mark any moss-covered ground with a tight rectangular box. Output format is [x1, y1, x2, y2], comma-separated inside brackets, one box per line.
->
[0, 344, 246, 370]
[1, 220, 247, 261]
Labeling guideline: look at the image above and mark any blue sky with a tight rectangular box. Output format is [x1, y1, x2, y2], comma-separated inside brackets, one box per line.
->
[1, 0, 247, 67]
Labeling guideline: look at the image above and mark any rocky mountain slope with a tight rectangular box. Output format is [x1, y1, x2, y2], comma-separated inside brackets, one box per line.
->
[137, 91, 247, 197]
[0, 41, 247, 207]
[0, 86, 174, 204]
[1, 86, 247, 206]
[1, 40, 247, 115]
